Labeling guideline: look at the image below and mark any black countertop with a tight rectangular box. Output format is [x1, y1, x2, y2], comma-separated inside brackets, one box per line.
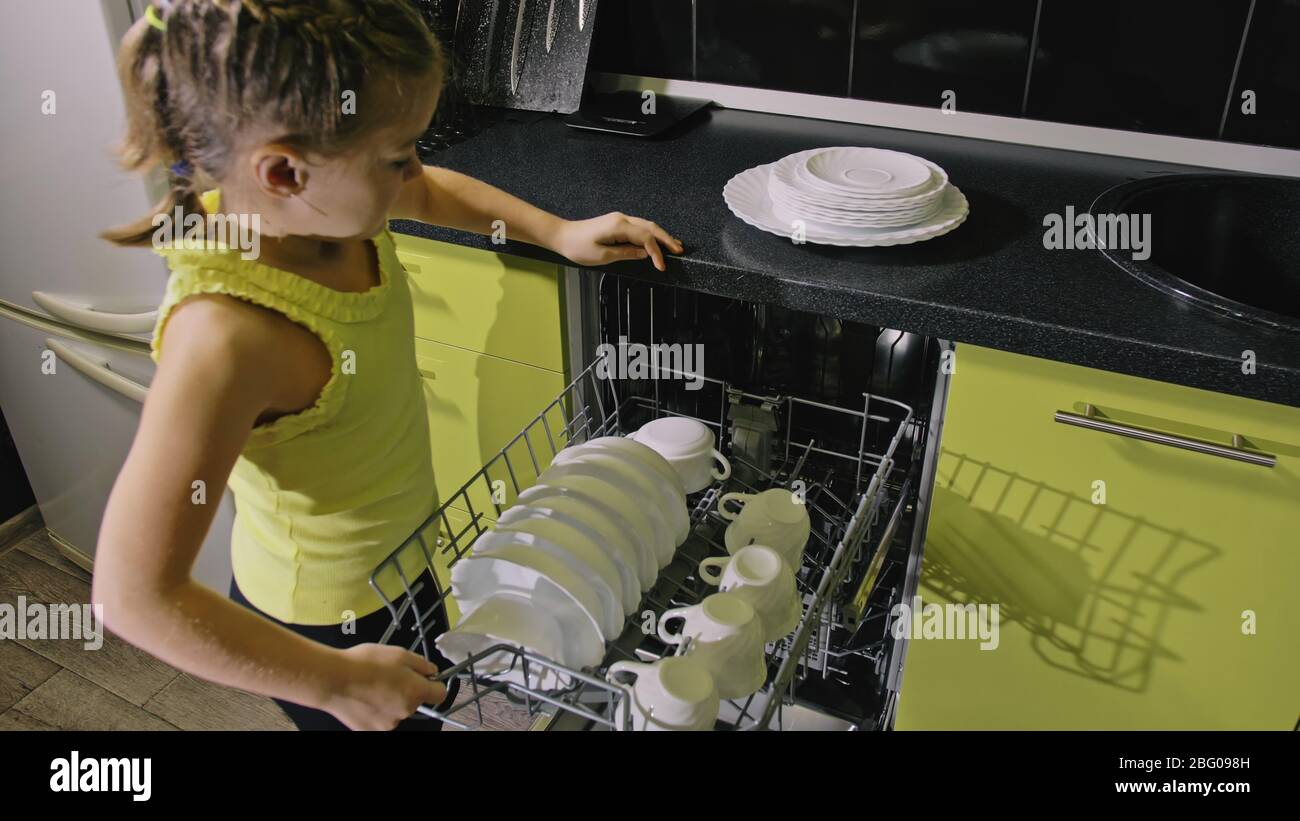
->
[392, 107, 1300, 408]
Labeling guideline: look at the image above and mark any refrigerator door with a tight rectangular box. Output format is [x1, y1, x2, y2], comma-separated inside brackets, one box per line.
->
[0, 1, 167, 340]
[0, 308, 234, 595]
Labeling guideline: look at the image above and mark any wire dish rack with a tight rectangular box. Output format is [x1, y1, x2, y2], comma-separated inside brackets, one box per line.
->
[369, 354, 916, 730]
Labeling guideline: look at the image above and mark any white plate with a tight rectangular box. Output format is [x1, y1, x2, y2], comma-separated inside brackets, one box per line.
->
[775, 147, 948, 200]
[768, 172, 946, 215]
[790, 163, 949, 208]
[768, 186, 944, 223]
[554, 446, 690, 546]
[724, 163, 969, 247]
[540, 461, 676, 569]
[576, 436, 687, 499]
[473, 529, 623, 639]
[434, 594, 574, 690]
[803, 146, 932, 194]
[497, 505, 640, 616]
[518, 483, 658, 588]
[770, 196, 942, 229]
[450, 552, 604, 669]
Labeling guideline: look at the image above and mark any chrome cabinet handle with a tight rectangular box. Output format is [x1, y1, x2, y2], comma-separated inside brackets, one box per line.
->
[1054, 404, 1276, 468]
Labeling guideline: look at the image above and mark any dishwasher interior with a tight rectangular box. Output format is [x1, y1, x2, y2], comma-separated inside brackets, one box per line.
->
[371, 272, 952, 730]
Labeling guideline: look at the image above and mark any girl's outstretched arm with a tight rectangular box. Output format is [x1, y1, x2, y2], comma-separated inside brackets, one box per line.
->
[93, 294, 445, 730]
[390, 165, 685, 271]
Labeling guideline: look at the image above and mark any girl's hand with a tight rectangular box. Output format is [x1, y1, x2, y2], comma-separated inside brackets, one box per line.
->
[552, 212, 684, 272]
[321, 643, 449, 731]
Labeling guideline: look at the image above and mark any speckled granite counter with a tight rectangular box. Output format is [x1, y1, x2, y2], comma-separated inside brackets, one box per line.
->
[391, 107, 1300, 408]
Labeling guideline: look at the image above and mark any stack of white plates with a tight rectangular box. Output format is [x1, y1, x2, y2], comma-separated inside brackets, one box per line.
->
[436, 433, 691, 691]
[724, 146, 969, 247]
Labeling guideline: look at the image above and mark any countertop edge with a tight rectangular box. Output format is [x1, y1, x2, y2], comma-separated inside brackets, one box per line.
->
[390, 219, 1299, 410]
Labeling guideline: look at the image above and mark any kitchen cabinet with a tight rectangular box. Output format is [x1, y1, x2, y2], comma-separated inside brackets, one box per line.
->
[896, 344, 1300, 729]
[394, 233, 565, 372]
[394, 234, 570, 628]
[415, 341, 569, 625]
[416, 338, 568, 527]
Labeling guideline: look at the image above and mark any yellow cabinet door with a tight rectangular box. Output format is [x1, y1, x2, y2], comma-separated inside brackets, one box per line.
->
[415, 338, 568, 528]
[395, 233, 565, 372]
[413, 341, 568, 626]
[896, 345, 1300, 729]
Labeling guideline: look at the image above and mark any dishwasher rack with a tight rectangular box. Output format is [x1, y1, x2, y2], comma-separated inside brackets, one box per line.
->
[369, 353, 916, 730]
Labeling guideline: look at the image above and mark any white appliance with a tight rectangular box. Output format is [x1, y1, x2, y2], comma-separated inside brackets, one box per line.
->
[0, 0, 234, 594]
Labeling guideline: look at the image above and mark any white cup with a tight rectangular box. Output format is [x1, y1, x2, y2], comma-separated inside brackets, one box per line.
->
[630, 417, 731, 494]
[657, 592, 767, 699]
[605, 656, 719, 731]
[718, 488, 810, 566]
[698, 544, 801, 643]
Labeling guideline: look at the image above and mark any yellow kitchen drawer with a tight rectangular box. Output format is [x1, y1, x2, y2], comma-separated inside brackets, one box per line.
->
[394, 233, 565, 372]
[896, 344, 1300, 729]
[416, 337, 568, 526]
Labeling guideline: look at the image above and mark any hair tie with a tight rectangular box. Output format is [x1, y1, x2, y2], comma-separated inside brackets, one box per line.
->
[145, 4, 167, 32]
[170, 159, 192, 178]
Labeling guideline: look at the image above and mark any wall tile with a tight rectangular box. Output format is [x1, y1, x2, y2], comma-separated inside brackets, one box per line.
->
[696, 0, 855, 96]
[585, 0, 1296, 150]
[1026, 0, 1251, 139]
[850, 0, 1037, 116]
[1223, 0, 1300, 149]
[589, 0, 695, 80]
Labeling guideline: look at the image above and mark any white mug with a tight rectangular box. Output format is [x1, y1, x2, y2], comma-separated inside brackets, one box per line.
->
[718, 488, 810, 566]
[630, 417, 731, 494]
[657, 592, 767, 700]
[605, 656, 719, 731]
[698, 544, 801, 643]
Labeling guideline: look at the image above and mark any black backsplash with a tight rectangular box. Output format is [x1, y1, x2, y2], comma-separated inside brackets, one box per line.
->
[696, 0, 855, 96]
[589, 0, 1300, 150]
[851, 0, 1037, 117]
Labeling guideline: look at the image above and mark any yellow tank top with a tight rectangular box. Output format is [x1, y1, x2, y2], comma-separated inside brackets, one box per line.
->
[150, 190, 437, 625]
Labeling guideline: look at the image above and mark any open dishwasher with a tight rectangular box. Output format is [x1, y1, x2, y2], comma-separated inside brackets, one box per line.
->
[370, 271, 953, 730]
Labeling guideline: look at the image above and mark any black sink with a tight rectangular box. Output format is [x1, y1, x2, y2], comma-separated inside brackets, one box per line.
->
[1090, 173, 1300, 333]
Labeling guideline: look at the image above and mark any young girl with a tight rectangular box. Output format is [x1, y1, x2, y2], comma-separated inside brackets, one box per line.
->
[94, 0, 682, 731]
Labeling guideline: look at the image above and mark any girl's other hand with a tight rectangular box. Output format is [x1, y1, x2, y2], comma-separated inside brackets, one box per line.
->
[322, 643, 449, 730]
[553, 213, 684, 272]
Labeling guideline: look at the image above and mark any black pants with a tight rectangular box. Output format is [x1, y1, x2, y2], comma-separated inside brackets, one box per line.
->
[228, 569, 460, 731]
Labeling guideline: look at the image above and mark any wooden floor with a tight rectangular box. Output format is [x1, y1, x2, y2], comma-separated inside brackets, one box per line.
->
[0, 509, 531, 731]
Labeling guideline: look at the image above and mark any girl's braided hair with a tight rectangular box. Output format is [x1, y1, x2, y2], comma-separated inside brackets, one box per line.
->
[102, 0, 444, 246]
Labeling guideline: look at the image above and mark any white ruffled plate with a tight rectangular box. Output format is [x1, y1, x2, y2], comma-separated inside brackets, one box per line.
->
[725, 163, 969, 247]
[802, 146, 932, 194]
[770, 196, 943, 228]
[775, 148, 949, 202]
[434, 594, 575, 690]
[769, 178, 944, 219]
[450, 552, 605, 669]
[473, 530, 623, 640]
